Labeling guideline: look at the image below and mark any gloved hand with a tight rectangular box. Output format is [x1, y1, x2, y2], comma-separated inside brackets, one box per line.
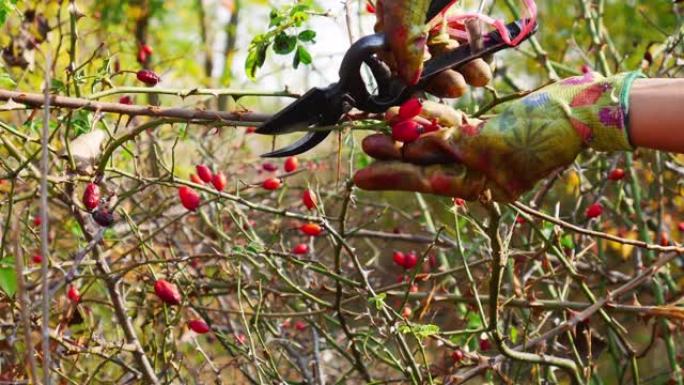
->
[375, 0, 492, 97]
[354, 71, 643, 202]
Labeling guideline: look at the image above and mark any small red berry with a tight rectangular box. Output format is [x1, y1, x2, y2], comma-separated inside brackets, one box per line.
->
[302, 189, 317, 210]
[678, 222, 684, 232]
[401, 306, 412, 318]
[292, 243, 309, 255]
[212, 172, 227, 192]
[608, 168, 625, 181]
[660, 232, 670, 246]
[515, 216, 526, 225]
[392, 251, 406, 268]
[32, 254, 42, 264]
[451, 349, 464, 363]
[262, 162, 278, 172]
[196, 164, 213, 183]
[33, 215, 42, 226]
[453, 198, 465, 207]
[83, 182, 101, 211]
[580, 64, 592, 74]
[188, 319, 210, 334]
[245, 126, 257, 134]
[118, 95, 133, 105]
[294, 320, 307, 331]
[479, 337, 491, 351]
[300, 223, 322, 236]
[585, 203, 603, 219]
[365, 1, 376, 13]
[391, 120, 423, 143]
[67, 285, 81, 303]
[234, 333, 246, 345]
[262, 178, 282, 191]
[284, 156, 299, 173]
[398, 98, 423, 120]
[403, 251, 418, 269]
[137, 49, 148, 64]
[178, 186, 201, 211]
[154, 279, 181, 305]
[141, 43, 153, 56]
[190, 174, 203, 184]
[136, 69, 160, 86]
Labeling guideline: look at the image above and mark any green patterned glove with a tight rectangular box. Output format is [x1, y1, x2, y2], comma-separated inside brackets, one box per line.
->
[354, 71, 643, 202]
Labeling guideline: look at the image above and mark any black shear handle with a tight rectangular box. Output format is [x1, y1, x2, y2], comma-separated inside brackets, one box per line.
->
[343, 19, 537, 113]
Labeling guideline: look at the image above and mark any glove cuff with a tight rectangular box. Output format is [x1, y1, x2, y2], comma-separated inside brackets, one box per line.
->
[565, 71, 645, 151]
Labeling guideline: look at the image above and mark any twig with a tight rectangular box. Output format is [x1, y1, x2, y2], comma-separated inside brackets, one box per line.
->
[40, 49, 52, 385]
[0, 89, 270, 124]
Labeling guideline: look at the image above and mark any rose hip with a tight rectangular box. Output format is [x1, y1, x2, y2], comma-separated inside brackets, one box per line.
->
[67, 285, 81, 303]
[83, 182, 100, 211]
[392, 251, 406, 268]
[154, 279, 181, 305]
[262, 178, 282, 191]
[292, 243, 309, 255]
[608, 168, 625, 181]
[196, 164, 213, 183]
[585, 203, 603, 219]
[188, 319, 210, 334]
[302, 189, 317, 210]
[212, 172, 227, 192]
[391, 120, 423, 143]
[136, 69, 160, 86]
[284, 156, 299, 173]
[300, 223, 322, 236]
[398, 98, 423, 120]
[178, 186, 201, 211]
[403, 251, 418, 269]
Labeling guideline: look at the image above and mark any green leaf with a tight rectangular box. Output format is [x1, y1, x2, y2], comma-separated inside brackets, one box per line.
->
[0, 256, 17, 298]
[245, 43, 269, 80]
[273, 33, 297, 55]
[298, 30, 316, 42]
[399, 323, 440, 339]
[561, 234, 575, 249]
[296, 45, 312, 65]
[368, 293, 386, 310]
[0, 69, 15, 88]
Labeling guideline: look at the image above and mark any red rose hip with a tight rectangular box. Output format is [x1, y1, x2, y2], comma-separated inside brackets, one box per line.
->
[178, 186, 201, 211]
[391, 120, 423, 143]
[188, 319, 210, 334]
[284, 156, 299, 173]
[136, 69, 160, 86]
[302, 189, 317, 210]
[262, 178, 282, 191]
[585, 203, 603, 219]
[212, 172, 227, 192]
[154, 279, 181, 305]
[402, 251, 418, 269]
[67, 285, 81, 303]
[398, 98, 423, 120]
[292, 243, 309, 255]
[392, 251, 406, 268]
[196, 164, 213, 183]
[300, 223, 322, 236]
[608, 168, 625, 181]
[83, 182, 101, 211]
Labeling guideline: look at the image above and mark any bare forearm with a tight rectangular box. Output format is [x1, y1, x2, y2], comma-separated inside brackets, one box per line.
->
[629, 78, 684, 153]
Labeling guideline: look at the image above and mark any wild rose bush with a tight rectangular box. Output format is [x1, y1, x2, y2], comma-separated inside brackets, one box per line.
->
[0, 1, 683, 384]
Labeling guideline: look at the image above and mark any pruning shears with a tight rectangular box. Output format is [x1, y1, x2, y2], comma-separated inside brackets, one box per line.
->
[256, 0, 537, 157]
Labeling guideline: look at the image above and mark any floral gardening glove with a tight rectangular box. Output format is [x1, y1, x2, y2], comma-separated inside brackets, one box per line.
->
[354, 71, 643, 202]
[375, 0, 492, 96]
